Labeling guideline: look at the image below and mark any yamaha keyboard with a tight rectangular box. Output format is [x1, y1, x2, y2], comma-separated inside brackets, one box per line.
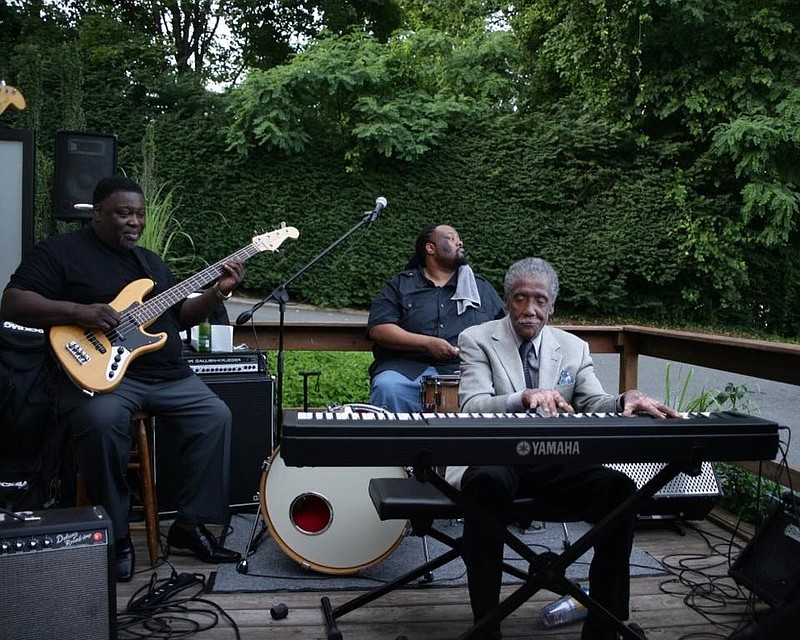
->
[280, 410, 780, 468]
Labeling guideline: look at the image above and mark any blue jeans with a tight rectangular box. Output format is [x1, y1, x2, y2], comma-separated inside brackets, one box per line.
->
[369, 366, 439, 412]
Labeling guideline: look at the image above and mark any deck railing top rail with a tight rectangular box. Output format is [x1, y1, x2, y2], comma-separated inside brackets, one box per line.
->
[231, 321, 799, 487]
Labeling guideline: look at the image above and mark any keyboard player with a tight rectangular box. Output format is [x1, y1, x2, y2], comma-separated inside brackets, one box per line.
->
[451, 257, 680, 640]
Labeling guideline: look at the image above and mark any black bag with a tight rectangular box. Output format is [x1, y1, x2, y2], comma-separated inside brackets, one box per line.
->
[0, 317, 59, 511]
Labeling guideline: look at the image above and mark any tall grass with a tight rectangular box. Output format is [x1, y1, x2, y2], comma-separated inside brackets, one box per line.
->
[663, 363, 757, 413]
[663, 364, 780, 524]
[137, 181, 200, 279]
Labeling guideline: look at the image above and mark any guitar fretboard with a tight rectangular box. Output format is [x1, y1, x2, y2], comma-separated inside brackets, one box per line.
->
[126, 243, 261, 325]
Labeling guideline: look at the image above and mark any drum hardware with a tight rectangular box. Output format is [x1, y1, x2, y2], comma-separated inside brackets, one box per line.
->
[236, 457, 272, 575]
[420, 373, 461, 413]
[419, 374, 462, 582]
[298, 370, 321, 411]
[233, 202, 389, 575]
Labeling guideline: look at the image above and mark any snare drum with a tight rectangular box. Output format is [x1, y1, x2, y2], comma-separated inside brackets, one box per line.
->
[420, 373, 461, 412]
[260, 404, 407, 575]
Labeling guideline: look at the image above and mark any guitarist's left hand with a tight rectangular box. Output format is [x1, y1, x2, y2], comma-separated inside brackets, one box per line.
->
[180, 258, 245, 327]
[216, 258, 245, 297]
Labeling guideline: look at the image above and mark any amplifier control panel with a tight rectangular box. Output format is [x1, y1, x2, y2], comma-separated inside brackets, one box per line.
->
[184, 350, 267, 375]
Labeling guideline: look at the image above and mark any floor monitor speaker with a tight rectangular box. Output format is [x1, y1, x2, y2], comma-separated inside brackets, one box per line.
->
[0, 506, 116, 640]
[53, 131, 117, 221]
[607, 461, 722, 520]
[730, 492, 800, 609]
[156, 373, 275, 514]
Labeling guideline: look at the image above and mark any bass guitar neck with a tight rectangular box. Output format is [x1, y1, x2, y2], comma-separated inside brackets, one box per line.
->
[50, 224, 298, 392]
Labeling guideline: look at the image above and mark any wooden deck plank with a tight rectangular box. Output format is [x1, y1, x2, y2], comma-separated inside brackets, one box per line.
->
[115, 518, 761, 639]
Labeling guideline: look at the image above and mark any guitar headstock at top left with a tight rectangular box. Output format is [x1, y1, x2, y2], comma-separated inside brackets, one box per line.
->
[0, 81, 26, 116]
[252, 223, 300, 253]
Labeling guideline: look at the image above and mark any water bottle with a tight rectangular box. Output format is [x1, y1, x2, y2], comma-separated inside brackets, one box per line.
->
[540, 587, 589, 628]
[198, 319, 212, 353]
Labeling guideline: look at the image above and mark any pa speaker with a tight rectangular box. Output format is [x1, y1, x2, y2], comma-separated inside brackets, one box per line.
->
[53, 131, 117, 221]
[607, 461, 722, 520]
[156, 373, 275, 514]
[0, 506, 116, 640]
[730, 492, 800, 609]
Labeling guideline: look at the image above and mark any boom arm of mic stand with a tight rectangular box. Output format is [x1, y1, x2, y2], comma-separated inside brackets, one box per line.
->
[238, 213, 377, 325]
[238, 213, 378, 440]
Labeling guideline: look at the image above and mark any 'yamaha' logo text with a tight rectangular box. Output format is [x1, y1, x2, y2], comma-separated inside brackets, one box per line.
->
[516, 440, 581, 457]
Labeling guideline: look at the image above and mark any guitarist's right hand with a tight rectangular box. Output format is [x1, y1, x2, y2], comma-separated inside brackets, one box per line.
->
[1, 289, 120, 331]
[79, 303, 121, 331]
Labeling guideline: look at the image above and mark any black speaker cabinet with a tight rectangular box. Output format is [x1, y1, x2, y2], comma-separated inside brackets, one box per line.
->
[730, 492, 800, 609]
[0, 506, 116, 640]
[53, 131, 117, 221]
[607, 461, 722, 520]
[155, 373, 275, 514]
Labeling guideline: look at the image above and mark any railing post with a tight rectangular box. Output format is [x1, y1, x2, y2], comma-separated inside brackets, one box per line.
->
[616, 329, 639, 393]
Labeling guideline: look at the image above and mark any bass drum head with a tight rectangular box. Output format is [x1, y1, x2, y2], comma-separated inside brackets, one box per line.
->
[261, 447, 408, 574]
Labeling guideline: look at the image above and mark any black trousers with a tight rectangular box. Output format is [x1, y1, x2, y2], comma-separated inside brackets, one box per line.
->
[460, 463, 636, 636]
[59, 373, 232, 541]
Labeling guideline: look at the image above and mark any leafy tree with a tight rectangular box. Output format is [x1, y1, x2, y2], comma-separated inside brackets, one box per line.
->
[510, 0, 800, 320]
[511, 0, 645, 118]
[402, 0, 511, 35]
[225, 27, 523, 167]
[64, 0, 403, 85]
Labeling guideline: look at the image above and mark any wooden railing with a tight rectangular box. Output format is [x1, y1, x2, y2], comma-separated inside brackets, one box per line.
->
[232, 322, 800, 489]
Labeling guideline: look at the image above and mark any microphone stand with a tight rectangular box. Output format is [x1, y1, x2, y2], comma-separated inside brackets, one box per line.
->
[237, 202, 384, 439]
[234, 201, 385, 574]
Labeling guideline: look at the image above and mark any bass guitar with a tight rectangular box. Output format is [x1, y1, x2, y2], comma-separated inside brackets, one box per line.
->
[49, 224, 299, 392]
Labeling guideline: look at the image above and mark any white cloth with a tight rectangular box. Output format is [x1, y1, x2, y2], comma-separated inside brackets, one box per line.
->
[451, 265, 481, 315]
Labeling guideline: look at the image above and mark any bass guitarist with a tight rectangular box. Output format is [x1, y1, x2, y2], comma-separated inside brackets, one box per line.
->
[1, 176, 243, 582]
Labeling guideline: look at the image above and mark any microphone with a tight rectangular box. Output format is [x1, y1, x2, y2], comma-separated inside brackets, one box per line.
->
[364, 196, 387, 223]
[372, 196, 387, 216]
[236, 308, 254, 325]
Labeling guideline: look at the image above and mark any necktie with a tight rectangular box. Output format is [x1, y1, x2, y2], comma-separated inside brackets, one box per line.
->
[520, 341, 539, 389]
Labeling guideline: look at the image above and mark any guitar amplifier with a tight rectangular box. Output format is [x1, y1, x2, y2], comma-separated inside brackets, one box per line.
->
[183, 350, 267, 375]
[0, 506, 115, 640]
[607, 461, 722, 521]
[156, 372, 274, 514]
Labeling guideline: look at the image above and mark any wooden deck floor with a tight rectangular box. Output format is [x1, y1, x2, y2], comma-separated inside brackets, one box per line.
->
[115, 516, 763, 640]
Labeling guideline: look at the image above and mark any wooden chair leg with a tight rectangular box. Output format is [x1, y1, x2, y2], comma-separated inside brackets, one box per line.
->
[77, 412, 161, 567]
[130, 413, 160, 567]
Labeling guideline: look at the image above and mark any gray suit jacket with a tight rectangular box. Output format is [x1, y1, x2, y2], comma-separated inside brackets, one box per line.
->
[457, 316, 619, 413]
[447, 317, 620, 488]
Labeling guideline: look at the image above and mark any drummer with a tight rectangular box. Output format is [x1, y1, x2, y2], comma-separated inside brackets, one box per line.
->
[367, 223, 504, 412]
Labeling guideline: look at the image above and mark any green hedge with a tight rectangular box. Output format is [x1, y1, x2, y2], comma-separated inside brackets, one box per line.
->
[6, 78, 799, 335]
[137, 107, 696, 320]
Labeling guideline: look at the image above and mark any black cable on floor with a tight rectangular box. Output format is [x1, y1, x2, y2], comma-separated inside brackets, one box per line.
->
[117, 571, 241, 639]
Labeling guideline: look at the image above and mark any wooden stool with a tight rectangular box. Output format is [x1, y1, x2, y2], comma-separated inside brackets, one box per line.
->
[76, 411, 160, 567]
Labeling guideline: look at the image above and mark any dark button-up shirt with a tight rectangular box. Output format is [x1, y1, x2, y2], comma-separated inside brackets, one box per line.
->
[367, 267, 504, 379]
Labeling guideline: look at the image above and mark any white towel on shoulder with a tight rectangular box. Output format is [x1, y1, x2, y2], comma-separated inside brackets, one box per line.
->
[451, 265, 481, 315]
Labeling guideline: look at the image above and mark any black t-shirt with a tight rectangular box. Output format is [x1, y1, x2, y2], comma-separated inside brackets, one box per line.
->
[6, 226, 192, 382]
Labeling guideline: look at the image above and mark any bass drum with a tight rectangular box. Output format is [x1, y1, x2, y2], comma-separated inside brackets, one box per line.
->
[261, 405, 408, 575]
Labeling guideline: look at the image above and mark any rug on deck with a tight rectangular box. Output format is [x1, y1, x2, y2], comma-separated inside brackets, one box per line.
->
[208, 513, 668, 594]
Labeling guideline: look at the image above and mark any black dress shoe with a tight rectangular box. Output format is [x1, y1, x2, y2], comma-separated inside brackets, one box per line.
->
[167, 522, 241, 563]
[116, 536, 135, 582]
